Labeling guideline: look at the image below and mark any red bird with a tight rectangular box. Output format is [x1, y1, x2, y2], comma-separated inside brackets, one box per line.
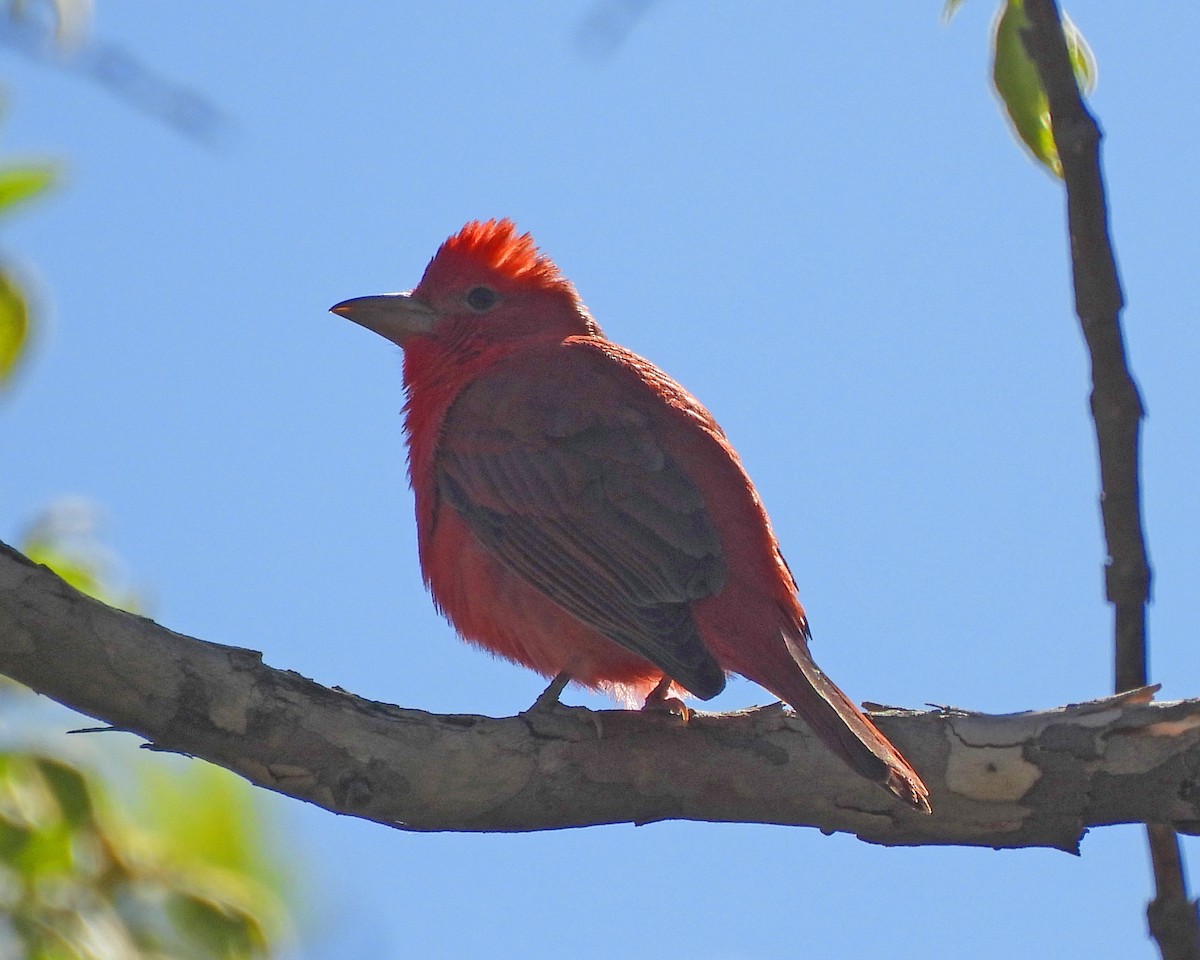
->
[332, 219, 930, 812]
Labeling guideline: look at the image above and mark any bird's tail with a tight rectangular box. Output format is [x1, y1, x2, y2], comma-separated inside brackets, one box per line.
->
[776, 628, 931, 813]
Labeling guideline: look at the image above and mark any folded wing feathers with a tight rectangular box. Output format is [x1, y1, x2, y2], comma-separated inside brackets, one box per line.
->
[436, 399, 728, 698]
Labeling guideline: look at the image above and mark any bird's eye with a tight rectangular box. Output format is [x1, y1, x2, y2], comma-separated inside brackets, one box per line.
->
[465, 285, 500, 312]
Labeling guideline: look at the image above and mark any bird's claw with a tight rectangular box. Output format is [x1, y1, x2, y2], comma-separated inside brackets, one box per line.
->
[642, 677, 692, 723]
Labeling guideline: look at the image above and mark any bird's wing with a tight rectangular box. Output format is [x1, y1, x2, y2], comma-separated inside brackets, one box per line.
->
[435, 345, 728, 699]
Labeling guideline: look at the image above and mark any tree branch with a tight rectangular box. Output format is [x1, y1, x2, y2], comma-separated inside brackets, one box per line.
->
[1020, 3, 1195, 956]
[3, 540, 1200, 847]
[1021, 0, 1148, 690]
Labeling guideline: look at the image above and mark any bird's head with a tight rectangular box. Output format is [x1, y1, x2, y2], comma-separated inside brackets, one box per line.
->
[331, 219, 601, 351]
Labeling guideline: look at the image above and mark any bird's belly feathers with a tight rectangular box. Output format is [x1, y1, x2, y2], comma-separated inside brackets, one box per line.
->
[420, 503, 670, 703]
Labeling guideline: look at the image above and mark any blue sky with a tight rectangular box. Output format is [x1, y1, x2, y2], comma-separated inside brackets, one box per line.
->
[4, 1, 1200, 957]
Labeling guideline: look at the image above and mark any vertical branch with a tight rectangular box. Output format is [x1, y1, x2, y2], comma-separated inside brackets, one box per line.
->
[1020, 0, 1148, 687]
[1020, 2, 1196, 958]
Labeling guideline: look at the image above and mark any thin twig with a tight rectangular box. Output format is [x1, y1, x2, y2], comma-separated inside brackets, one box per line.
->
[0, 10, 229, 145]
[576, 0, 658, 57]
[1020, 2, 1196, 957]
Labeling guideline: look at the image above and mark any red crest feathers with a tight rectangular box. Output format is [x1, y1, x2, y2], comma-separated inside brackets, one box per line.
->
[425, 219, 574, 294]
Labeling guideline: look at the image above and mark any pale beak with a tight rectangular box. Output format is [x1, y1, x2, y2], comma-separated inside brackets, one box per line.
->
[330, 292, 439, 346]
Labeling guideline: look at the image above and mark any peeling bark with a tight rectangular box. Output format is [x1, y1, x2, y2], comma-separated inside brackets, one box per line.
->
[2, 540, 1198, 848]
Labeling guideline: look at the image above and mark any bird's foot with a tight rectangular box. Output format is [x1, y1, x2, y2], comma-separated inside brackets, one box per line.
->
[524, 671, 572, 713]
[642, 676, 692, 723]
[520, 672, 604, 738]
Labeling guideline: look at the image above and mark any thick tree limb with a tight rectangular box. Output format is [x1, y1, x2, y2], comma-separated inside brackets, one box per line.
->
[3, 540, 1200, 848]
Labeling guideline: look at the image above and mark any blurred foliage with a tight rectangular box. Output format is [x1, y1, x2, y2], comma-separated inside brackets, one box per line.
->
[0, 163, 54, 212]
[0, 746, 285, 959]
[134, 764, 287, 906]
[0, 264, 29, 386]
[20, 498, 141, 614]
[2, 507, 292, 959]
[0, 106, 56, 393]
[1, 7, 291, 958]
[7, 507, 292, 960]
[941, 0, 967, 20]
[946, 0, 1097, 177]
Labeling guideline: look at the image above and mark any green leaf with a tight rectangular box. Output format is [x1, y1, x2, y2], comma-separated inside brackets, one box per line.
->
[0, 165, 56, 218]
[942, 0, 967, 24]
[0, 164, 56, 217]
[0, 266, 30, 387]
[990, 0, 1098, 176]
[1062, 11, 1097, 95]
[0, 756, 77, 878]
[22, 544, 108, 604]
[166, 891, 271, 958]
[0, 817, 35, 866]
[21, 503, 142, 614]
[135, 761, 286, 895]
[0, 745, 288, 958]
[992, 0, 1059, 175]
[33, 759, 96, 830]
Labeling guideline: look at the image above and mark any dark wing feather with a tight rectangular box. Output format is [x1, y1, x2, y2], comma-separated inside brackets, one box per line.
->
[436, 360, 728, 699]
